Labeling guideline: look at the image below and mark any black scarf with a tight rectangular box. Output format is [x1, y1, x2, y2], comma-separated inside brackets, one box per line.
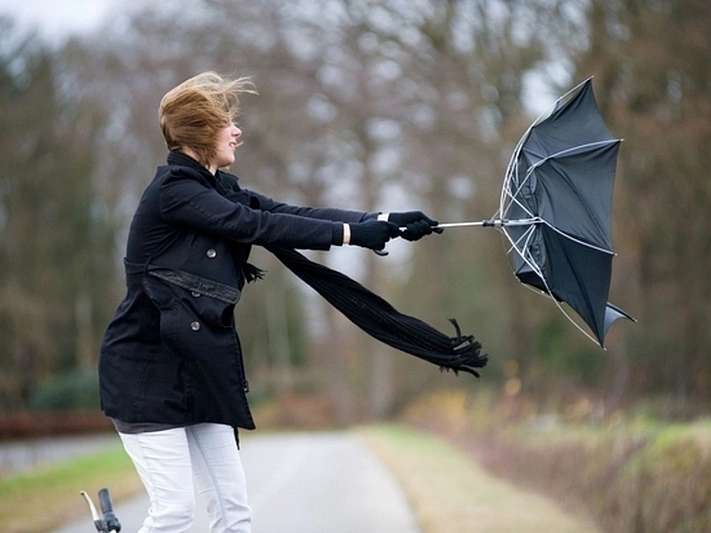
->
[266, 246, 487, 377]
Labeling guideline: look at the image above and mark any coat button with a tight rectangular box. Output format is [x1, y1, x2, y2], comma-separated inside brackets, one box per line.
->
[190, 321, 201, 331]
[206, 248, 217, 258]
[191, 290, 201, 298]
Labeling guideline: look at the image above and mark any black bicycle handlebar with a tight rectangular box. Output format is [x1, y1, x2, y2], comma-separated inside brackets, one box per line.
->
[81, 488, 121, 533]
[98, 488, 121, 532]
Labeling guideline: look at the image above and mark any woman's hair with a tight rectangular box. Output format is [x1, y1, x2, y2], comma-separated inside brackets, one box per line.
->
[158, 72, 256, 166]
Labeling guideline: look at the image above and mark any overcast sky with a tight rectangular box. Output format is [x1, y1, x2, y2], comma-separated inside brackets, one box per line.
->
[0, 0, 117, 38]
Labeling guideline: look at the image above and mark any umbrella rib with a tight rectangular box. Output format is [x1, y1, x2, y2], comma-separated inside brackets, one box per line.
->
[500, 144, 528, 216]
[531, 77, 594, 128]
[532, 140, 620, 246]
[499, 77, 595, 219]
[504, 223, 538, 257]
[519, 281, 602, 346]
[502, 224, 546, 284]
[527, 139, 620, 170]
[502, 141, 619, 255]
[500, 168, 535, 222]
[517, 139, 619, 195]
[508, 192, 536, 219]
[502, 225, 603, 347]
[541, 220, 615, 256]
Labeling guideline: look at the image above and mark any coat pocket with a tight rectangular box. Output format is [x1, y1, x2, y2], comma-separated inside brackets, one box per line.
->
[144, 275, 235, 331]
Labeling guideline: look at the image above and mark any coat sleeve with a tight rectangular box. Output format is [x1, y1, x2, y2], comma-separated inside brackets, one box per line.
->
[159, 168, 342, 250]
[246, 189, 376, 224]
[217, 170, 376, 223]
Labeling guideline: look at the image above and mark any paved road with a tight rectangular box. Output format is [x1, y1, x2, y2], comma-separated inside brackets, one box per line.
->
[0, 433, 118, 477]
[50, 432, 421, 533]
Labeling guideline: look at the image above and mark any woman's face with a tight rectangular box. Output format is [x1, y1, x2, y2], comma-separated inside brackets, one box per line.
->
[210, 122, 242, 171]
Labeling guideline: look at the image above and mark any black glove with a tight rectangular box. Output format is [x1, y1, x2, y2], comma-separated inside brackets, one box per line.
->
[349, 220, 401, 250]
[388, 211, 442, 241]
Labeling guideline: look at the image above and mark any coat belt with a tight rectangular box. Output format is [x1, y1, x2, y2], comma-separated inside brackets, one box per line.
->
[124, 259, 241, 304]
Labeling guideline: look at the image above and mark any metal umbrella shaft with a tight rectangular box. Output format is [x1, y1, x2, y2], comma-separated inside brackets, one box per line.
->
[425, 218, 543, 230]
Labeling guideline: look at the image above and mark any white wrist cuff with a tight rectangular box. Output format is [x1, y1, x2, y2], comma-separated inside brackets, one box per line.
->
[343, 223, 351, 245]
[377, 212, 390, 221]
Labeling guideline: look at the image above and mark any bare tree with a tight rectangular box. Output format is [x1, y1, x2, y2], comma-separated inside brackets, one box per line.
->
[0, 18, 117, 410]
[576, 0, 711, 411]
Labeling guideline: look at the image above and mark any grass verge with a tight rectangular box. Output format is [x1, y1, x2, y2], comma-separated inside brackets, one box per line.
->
[0, 445, 141, 533]
[359, 424, 600, 533]
[402, 390, 711, 533]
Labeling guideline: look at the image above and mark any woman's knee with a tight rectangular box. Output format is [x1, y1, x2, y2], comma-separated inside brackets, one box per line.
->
[148, 492, 196, 531]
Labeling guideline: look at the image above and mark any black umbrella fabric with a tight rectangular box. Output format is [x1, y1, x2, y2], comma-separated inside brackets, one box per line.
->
[500, 78, 633, 346]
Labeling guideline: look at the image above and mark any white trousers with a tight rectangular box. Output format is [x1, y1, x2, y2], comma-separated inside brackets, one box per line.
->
[118, 423, 251, 533]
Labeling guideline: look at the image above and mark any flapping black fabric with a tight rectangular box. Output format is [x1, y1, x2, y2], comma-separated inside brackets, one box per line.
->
[266, 246, 487, 377]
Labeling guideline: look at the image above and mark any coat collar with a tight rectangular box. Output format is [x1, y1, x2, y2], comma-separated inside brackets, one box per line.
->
[166, 151, 240, 193]
[167, 150, 210, 175]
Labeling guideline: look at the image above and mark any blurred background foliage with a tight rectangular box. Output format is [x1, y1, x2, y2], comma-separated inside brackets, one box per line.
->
[1, 0, 709, 422]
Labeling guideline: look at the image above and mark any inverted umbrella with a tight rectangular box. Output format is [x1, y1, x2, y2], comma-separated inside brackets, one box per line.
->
[439, 78, 633, 347]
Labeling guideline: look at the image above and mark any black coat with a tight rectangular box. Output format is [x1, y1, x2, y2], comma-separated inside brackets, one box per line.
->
[99, 152, 371, 429]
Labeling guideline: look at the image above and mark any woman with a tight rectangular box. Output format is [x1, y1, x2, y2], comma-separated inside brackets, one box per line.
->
[98, 71, 439, 533]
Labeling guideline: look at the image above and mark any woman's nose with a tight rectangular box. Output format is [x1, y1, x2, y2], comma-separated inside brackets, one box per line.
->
[233, 124, 242, 138]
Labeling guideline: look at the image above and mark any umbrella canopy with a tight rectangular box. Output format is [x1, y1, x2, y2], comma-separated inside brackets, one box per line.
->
[498, 78, 633, 346]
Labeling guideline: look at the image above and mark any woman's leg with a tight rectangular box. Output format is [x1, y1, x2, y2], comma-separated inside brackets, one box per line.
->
[118, 428, 195, 533]
[186, 423, 251, 533]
